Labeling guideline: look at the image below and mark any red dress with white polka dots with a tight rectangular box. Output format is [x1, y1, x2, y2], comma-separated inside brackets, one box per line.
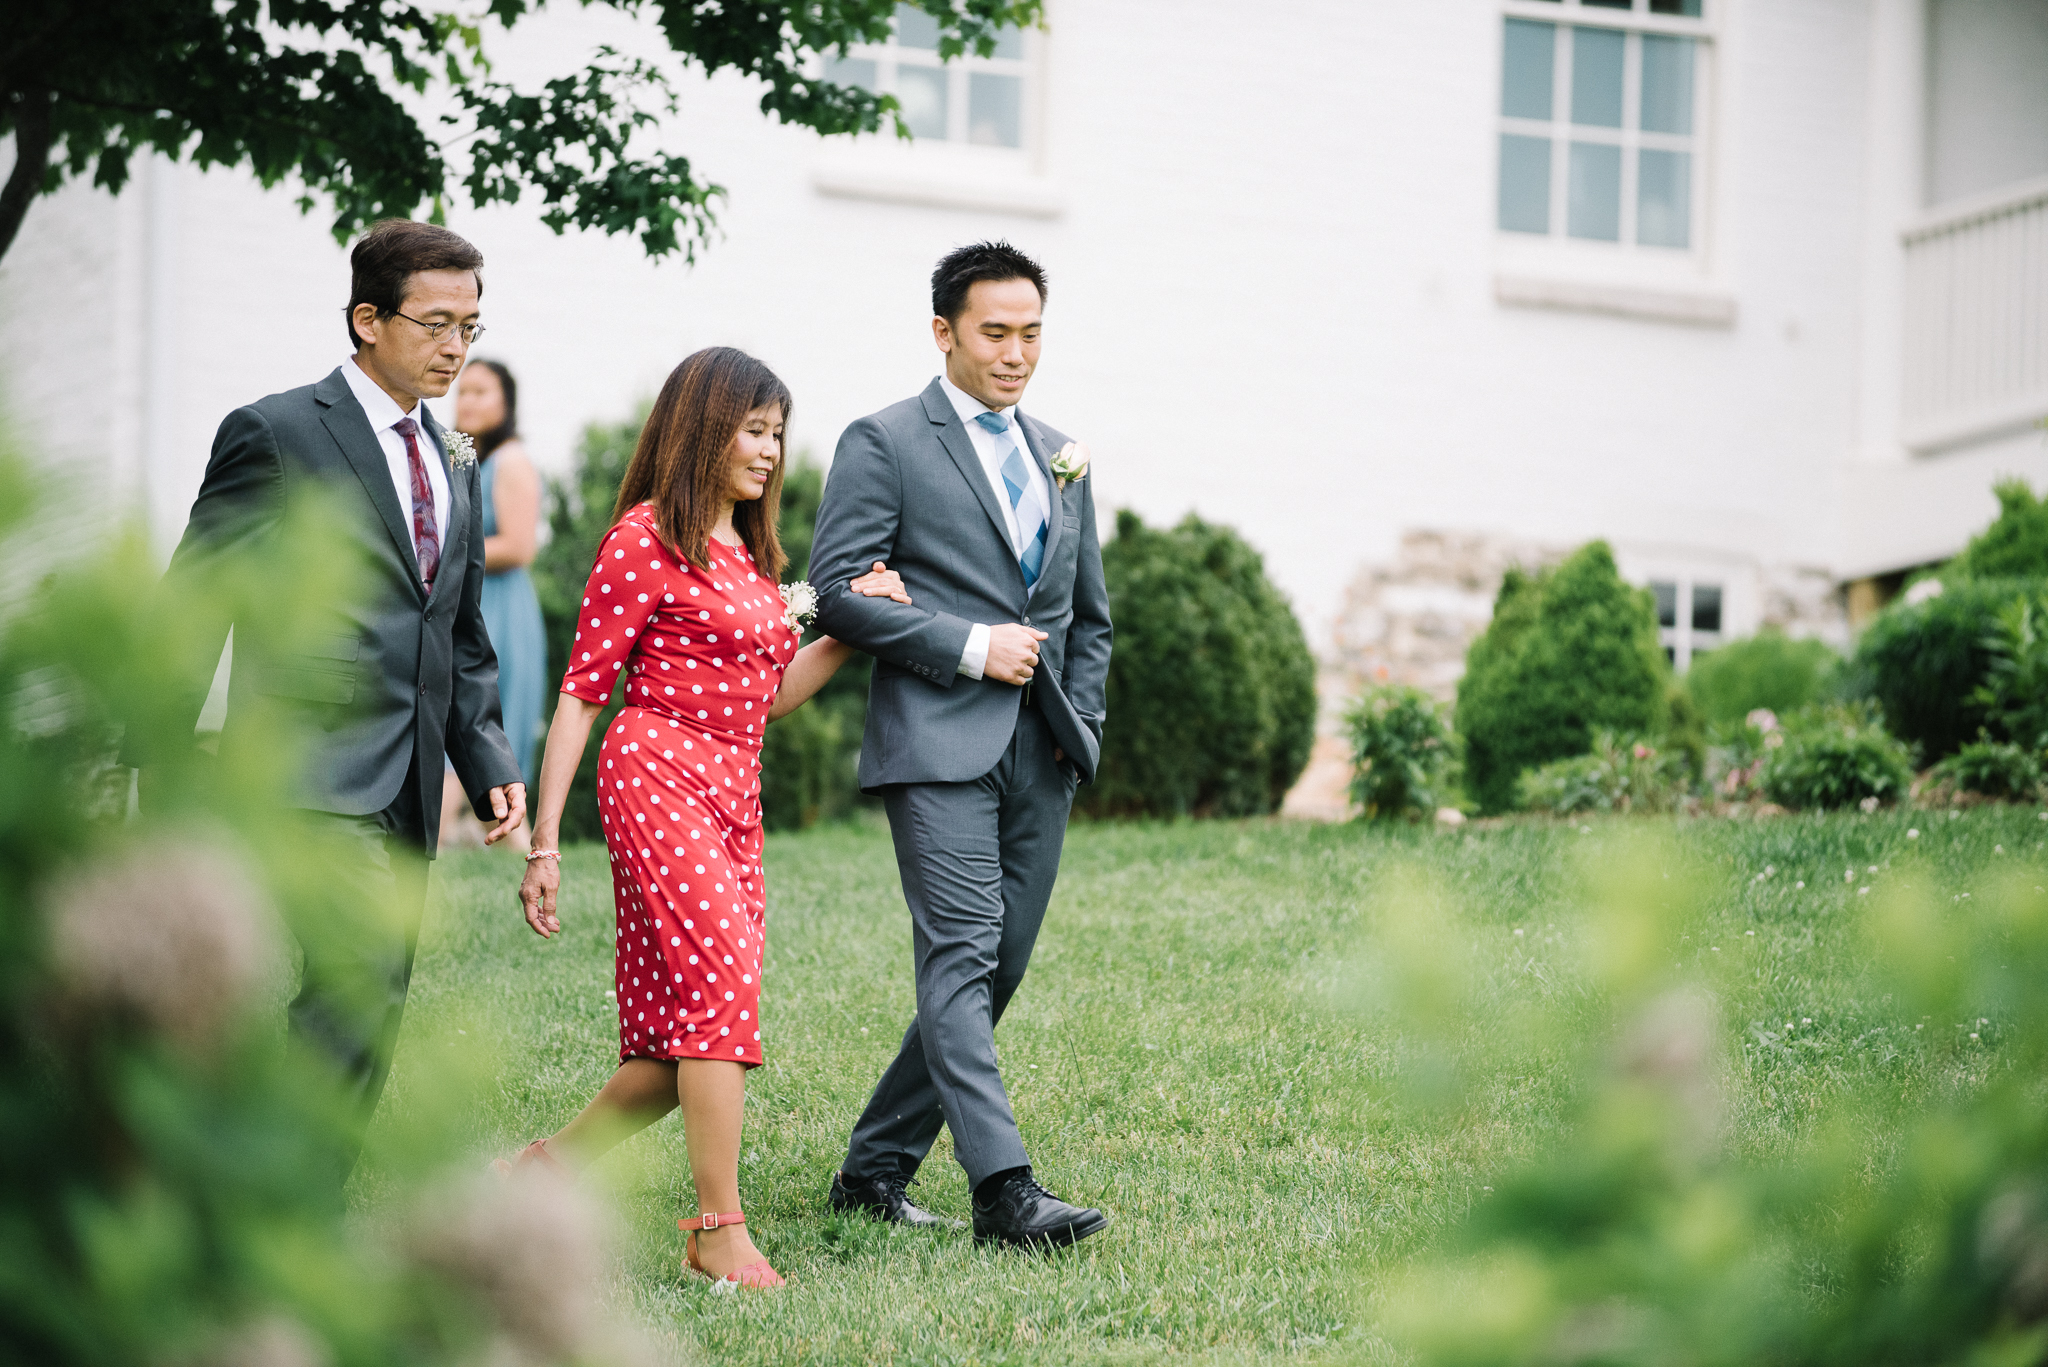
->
[561, 502, 799, 1067]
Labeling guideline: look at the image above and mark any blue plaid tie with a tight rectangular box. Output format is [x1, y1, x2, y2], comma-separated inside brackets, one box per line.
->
[973, 410, 1046, 587]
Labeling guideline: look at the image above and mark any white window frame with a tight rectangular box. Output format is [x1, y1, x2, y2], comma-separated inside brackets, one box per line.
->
[810, 7, 1059, 217]
[833, 15, 1036, 153]
[1648, 575, 1726, 672]
[1494, 0, 1731, 320]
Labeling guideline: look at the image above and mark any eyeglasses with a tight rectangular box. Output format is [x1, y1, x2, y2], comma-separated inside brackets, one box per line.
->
[392, 311, 485, 346]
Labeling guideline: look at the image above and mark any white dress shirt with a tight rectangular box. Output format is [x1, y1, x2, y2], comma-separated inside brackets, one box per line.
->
[938, 372, 1051, 681]
[343, 356, 450, 563]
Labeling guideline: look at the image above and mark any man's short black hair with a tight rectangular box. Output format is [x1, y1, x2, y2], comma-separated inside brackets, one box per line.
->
[931, 240, 1048, 324]
[345, 219, 484, 349]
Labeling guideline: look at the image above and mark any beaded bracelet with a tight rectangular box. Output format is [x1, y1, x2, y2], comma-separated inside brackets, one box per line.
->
[525, 849, 561, 862]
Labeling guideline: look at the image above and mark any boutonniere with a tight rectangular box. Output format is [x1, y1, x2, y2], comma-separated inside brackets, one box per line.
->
[444, 430, 478, 470]
[779, 580, 818, 631]
[1051, 441, 1090, 491]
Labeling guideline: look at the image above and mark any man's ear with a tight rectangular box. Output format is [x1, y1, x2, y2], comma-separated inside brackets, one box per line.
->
[351, 303, 381, 349]
[931, 315, 954, 354]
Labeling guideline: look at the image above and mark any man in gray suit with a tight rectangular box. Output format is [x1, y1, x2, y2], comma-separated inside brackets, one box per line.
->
[140, 220, 525, 1173]
[812, 241, 1113, 1248]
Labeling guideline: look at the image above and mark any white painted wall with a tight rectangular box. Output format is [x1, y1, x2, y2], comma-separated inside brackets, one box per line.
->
[2, 0, 2045, 649]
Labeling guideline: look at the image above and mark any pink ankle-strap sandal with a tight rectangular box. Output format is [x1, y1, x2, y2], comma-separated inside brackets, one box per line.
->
[679, 1212, 785, 1289]
[490, 1139, 569, 1180]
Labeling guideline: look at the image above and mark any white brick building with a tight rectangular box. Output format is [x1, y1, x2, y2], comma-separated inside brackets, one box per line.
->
[3, 0, 2045, 677]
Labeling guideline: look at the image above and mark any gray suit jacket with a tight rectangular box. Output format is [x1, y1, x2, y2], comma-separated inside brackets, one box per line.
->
[135, 365, 521, 853]
[810, 377, 1113, 791]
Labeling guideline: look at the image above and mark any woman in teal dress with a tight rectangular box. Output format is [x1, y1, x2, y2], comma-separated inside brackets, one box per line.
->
[443, 359, 547, 841]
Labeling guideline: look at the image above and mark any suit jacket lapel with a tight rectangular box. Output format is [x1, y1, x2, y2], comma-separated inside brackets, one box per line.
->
[1017, 415, 1063, 600]
[919, 379, 1016, 567]
[315, 368, 427, 595]
[421, 406, 467, 607]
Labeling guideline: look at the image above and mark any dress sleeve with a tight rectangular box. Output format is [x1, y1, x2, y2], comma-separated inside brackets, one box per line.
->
[561, 517, 665, 703]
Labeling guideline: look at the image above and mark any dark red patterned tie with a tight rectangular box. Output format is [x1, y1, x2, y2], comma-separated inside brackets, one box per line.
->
[392, 416, 440, 588]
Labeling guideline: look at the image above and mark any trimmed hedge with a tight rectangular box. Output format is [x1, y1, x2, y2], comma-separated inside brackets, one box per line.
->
[1080, 511, 1316, 818]
[1455, 541, 1669, 814]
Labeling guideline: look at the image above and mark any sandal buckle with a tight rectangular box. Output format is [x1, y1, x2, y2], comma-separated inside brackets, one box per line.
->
[701, 1211, 720, 1230]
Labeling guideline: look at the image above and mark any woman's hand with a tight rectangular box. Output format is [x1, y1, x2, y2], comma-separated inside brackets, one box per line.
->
[520, 854, 562, 939]
[850, 560, 912, 604]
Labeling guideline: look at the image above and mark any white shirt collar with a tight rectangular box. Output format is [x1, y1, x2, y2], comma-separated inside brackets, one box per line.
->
[343, 354, 422, 434]
[939, 371, 1017, 432]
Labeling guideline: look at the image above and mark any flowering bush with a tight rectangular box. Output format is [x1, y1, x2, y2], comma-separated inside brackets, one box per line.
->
[1517, 732, 1692, 815]
[1704, 708, 1785, 802]
[0, 449, 648, 1367]
[1758, 705, 1916, 811]
[1345, 682, 1456, 821]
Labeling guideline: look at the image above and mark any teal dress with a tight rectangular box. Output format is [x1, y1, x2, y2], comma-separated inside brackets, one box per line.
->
[479, 452, 547, 786]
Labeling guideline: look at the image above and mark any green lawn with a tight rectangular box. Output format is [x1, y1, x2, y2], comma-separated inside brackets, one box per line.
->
[371, 807, 2048, 1366]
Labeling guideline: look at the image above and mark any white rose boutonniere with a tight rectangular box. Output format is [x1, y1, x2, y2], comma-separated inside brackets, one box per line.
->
[1051, 441, 1090, 491]
[780, 580, 818, 632]
[444, 429, 478, 471]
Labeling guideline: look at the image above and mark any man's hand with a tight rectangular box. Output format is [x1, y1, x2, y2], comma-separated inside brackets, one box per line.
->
[850, 560, 913, 604]
[984, 623, 1050, 685]
[483, 782, 527, 845]
[519, 854, 561, 938]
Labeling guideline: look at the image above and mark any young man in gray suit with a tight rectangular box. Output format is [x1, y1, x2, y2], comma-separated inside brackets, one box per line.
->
[139, 220, 525, 1174]
[811, 241, 1114, 1248]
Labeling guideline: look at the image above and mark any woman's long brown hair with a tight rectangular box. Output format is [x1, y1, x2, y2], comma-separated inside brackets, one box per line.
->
[611, 347, 791, 581]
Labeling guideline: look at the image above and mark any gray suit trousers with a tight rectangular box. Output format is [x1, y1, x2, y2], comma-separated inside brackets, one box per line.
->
[288, 749, 430, 1180]
[844, 708, 1078, 1188]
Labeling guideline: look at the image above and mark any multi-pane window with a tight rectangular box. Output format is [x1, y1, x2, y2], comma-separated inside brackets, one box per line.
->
[1498, 0, 1708, 249]
[1651, 578, 1722, 669]
[827, 4, 1030, 150]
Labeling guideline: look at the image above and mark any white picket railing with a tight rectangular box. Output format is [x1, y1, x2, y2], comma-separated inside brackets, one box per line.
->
[1901, 174, 2048, 453]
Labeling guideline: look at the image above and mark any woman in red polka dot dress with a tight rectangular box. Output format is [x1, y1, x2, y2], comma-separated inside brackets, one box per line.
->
[505, 348, 907, 1289]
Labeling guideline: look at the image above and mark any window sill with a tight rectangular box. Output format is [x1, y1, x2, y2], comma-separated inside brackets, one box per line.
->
[811, 154, 1065, 219]
[1494, 273, 1737, 328]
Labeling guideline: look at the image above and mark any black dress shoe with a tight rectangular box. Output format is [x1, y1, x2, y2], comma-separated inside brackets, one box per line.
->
[971, 1169, 1109, 1249]
[830, 1170, 965, 1230]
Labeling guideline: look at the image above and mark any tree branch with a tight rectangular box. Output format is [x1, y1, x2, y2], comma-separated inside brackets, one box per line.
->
[0, 88, 53, 262]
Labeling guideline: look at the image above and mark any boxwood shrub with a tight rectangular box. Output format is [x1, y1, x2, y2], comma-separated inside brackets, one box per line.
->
[1455, 541, 1669, 814]
[1080, 511, 1316, 818]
